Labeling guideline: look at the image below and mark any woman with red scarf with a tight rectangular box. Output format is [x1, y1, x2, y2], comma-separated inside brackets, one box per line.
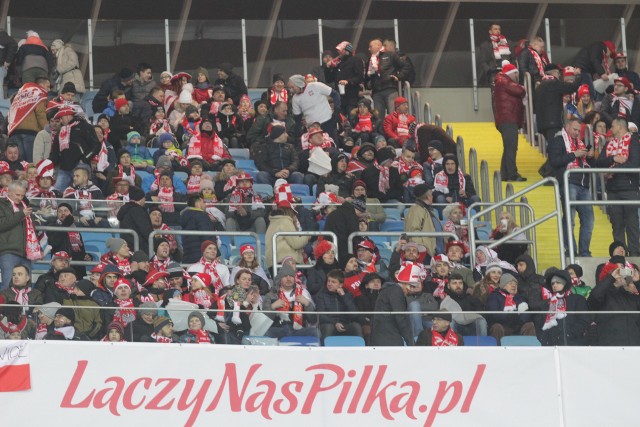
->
[433, 154, 480, 211]
[192, 118, 232, 171]
[485, 272, 536, 343]
[261, 74, 291, 110]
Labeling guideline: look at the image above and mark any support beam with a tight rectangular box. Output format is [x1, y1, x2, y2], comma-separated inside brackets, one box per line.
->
[80, 0, 101, 87]
[249, 0, 282, 88]
[424, 1, 459, 88]
[613, 4, 635, 49]
[526, 3, 547, 41]
[351, 0, 373, 51]
[0, 0, 10, 30]
[170, 0, 192, 73]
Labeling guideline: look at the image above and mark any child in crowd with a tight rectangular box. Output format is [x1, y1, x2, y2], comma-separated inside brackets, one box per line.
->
[125, 131, 154, 172]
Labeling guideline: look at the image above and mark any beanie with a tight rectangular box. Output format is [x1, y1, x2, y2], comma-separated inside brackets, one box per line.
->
[502, 63, 517, 75]
[433, 309, 452, 323]
[114, 98, 128, 111]
[106, 321, 125, 337]
[56, 307, 76, 324]
[609, 241, 627, 256]
[268, 125, 287, 141]
[127, 131, 141, 143]
[375, 147, 396, 165]
[201, 240, 217, 254]
[499, 273, 517, 289]
[75, 279, 95, 296]
[130, 250, 149, 263]
[153, 316, 172, 333]
[128, 186, 145, 202]
[288, 74, 306, 88]
[61, 81, 77, 94]
[153, 237, 169, 253]
[36, 302, 61, 320]
[106, 237, 127, 253]
[119, 68, 135, 81]
[188, 311, 205, 327]
[394, 97, 408, 108]
[427, 139, 444, 153]
[314, 240, 334, 260]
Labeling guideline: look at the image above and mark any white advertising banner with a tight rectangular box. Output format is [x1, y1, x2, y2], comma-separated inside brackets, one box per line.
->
[3, 343, 637, 426]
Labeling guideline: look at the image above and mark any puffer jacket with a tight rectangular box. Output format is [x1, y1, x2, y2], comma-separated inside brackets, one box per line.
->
[493, 72, 526, 128]
[0, 198, 28, 258]
[48, 118, 101, 171]
[255, 140, 299, 174]
[265, 212, 310, 268]
[367, 50, 410, 93]
[572, 41, 608, 76]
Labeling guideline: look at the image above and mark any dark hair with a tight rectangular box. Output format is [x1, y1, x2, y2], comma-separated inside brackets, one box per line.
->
[187, 194, 203, 207]
[151, 86, 164, 95]
[234, 268, 253, 285]
[327, 269, 345, 283]
[137, 62, 152, 73]
[273, 100, 287, 110]
[12, 264, 31, 282]
[612, 117, 629, 129]
[565, 117, 581, 126]
[449, 273, 464, 283]
[583, 110, 600, 125]
[5, 143, 18, 151]
[383, 38, 396, 46]
[35, 76, 50, 85]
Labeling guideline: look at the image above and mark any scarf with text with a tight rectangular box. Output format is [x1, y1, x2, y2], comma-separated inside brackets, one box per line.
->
[354, 113, 373, 133]
[432, 276, 448, 299]
[605, 132, 631, 159]
[215, 294, 226, 321]
[228, 186, 263, 213]
[374, 160, 390, 193]
[278, 287, 304, 329]
[158, 186, 175, 213]
[490, 34, 511, 60]
[269, 88, 288, 105]
[499, 289, 517, 311]
[431, 328, 459, 346]
[529, 47, 546, 76]
[434, 169, 465, 195]
[541, 287, 568, 331]
[199, 258, 225, 293]
[562, 128, 589, 170]
[151, 332, 172, 343]
[11, 198, 42, 260]
[190, 329, 211, 343]
[58, 120, 79, 151]
[8, 83, 48, 135]
[113, 298, 136, 326]
[187, 174, 202, 194]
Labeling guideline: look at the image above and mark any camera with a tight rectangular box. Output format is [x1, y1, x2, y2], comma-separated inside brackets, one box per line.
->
[620, 267, 633, 278]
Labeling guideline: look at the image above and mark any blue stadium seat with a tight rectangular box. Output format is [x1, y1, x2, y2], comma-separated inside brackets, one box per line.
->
[246, 170, 258, 181]
[205, 171, 218, 180]
[298, 195, 316, 206]
[318, 219, 325, 230]
[312, 184, 317, 197]
[384, 208, 403, 221]
[253, 184, 273, 198]
[324, 336, 366, 347]
[279, 336, 320, 346]
[234, 235, 260, 248]
[148, 148, 158, 157]
[500, 336, 541, 346]
[81, 91, 97, 119]
[248, 89, 263, 104]
[371, 235, 390, 247]
[229, 148, 250, 159]
[236, 159, 258, 171]
[289, 184, 310, 197]
[136, 171, 153, 192]
[378, 247, 393, 264]
[463, 336, 497, 346]
[174, 171, 188, 183]
[380, 221, 404, 232]
[475, 221, 492, 241]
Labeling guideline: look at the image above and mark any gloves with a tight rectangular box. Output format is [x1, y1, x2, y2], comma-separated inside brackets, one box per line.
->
[517, 302, 529, 313]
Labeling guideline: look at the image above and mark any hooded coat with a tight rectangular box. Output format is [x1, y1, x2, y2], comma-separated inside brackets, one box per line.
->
[265, 211, 310, 268]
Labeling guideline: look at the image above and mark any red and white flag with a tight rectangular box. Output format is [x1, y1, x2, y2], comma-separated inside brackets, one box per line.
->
[7, 83, 48, 136]
[0, 341, 31, 392]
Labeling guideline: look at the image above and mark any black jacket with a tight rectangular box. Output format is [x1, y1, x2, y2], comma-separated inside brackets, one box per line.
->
[599, 93, 640, 126]
[117, 201, 154, 254]
[589, 274, 640, 346]
[254, 140, 299, 175]
[317, 170, 355, 199]
[360, 166, 403, 202]
[179, 207, 217, 264]
[215, 73, 248, 106]
[47, 216, 88, 278]
[48, 119, 101, 171]
[0, 31, 17, 65]
[315, 287, 361, 325]
[370, 283, 414, 346]
[517, 48, 545, 83]
[366, 50, 410, 93]
[595, 132, 640, 192]
[534, 77, 581, 133]
[485, 289, 532, 329]
[306, 258, 341, 296]
[572, 41, 609, 76]
[93, 74, 133, 113]
[323, 202, 360, 262]
[336, 54, 365, 101]
[548, 132, 596, 188]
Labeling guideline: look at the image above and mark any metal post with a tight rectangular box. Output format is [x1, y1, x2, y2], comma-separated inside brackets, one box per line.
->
[480, 160, 490, 218]
[493, 170, 503, 224]
[6, 16, 9, 36]
[164, 19, 171, 72]
[424, 102, 432, 124]
[469, 18, 479, 112]
[456, 135, 465, 173]
[524, 72, 534, 143]
[317, 19, 324, 65]
[88, 19, 94, 90]
[394, 19, 399, 50]
[505, 184, 516, 218]
[242, 19, 248, 85]
[544, 18, 552, 62]
[620, 18, 627, 57]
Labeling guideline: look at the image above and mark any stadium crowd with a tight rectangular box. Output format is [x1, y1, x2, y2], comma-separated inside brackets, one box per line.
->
[0, 27, 639, 347]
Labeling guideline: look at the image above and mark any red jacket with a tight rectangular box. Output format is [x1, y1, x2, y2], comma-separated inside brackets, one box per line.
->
[493, 73, 526, 128]
[383, 111, 416, 144]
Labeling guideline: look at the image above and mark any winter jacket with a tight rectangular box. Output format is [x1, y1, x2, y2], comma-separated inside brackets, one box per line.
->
[132, 75, 157, 103]
[16, 38, 52, 76]
[34, 269, 56, 294]
[146, 188, 187, 226]
[214, 73, 248, 105]
[125, 144, 154, 168]
[360, 165, 403, 202]
[317, 170, 355, 198]
[265, 213, 310, 268]
[416, 328, 464, 346]
[142, 173, 187, 194]
[61, 294, 104, 340]
[117, 201, 154, 254]
[323, 202, 360, 262]
[54, 45, 85, 93]
[93, 74, 133, 113]
[516, 48, 545, 83]
[405, 290, 438, 315]
[214, 112, 244, 140]
[47, 216, 88, 278]
[515, 254, 545, 292]
[589, 274, 640, 346]
[370, 283, 414, 346]
[306, 258, 341, 296]
[355, 288, 379, 325]
[485, 289, 532, 329]
[336, 54, 365, 99]
[572, 41, 609, 76]
[382, 112, 416, 143]
[404, 200, 439, 256]
[493, 73, 526, 128]
[0, 286, 43, 308]
[548, 131, 596, 188]
[11, 98, 47, 135]
[246, 113, 296, 147]
[315, 287, 361, 325]
[223, 191, 265, 231]
[478, 37, 514, 82]
[33, 126, 52, 163]
[263, 285, 316, 326]
[366, 50, 410, 94]
[125, 316, 155, 342]
[49, 118, 101, 171]
[534, 77, 581, 133]
[415, 125, 456, 164]
[110, 113, 142, 152]
[599, 93, 640, 127]
[254, 140, 299, 175]
[0, 31, 17, 65]
[0, 198, 29, 258]
[595, 133, 640, 192]
[179, 207, 217, 264]
[440, 289, 485, 326]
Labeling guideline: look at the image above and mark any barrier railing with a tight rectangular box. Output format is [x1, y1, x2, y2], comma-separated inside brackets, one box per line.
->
[271, 231, 338, 277]
[468, 147, 479, 190]
[469, 177, 565, 268]
[520, 196, 533, 242]
[456, 135, 466, 174]
[446, 124, 453, 138]
[523, 71, 535, 144]
[434, 114, 442, 128]
[412, 90, 421, 122]
[469, 18, 479, 112]
[424, 102, 433, 125]
[537, 132, 546, 156]
[492, 171, 502, 223]
[504, 183, 515, 218]
[346, 231, 458, 254]
[480, 160, 491, 217]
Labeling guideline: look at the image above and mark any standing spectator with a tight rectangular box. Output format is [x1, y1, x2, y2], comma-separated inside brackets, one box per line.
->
[265, 199, 310, 269]
[47, 204, 90, 278]
[535, 64, 582, 143]
[261, 74, 291, 111]
[548, 118, 595, 257]
[288, 74, 341, 141]
[15, 31, 52, 83]
[246, 100, 294, 148]
[50, 39, 85, 95]
[370, 263, 419, 346]
[365, 38, 410, 116]
[486, 273, 536, 343]
[131, 62, 156, 103]
[360, 147, 403, 202]
[383, 39, 415, 86]
[116, 186, 153, 254]
[324, 198, 366, 262]
[335, 41, 364, 115]
[478, 23, 514, 85]
[613, 52, 640, 90]
[416, 310, 465, 346]
[180, 196, 218, 264]
[215, 63, 248, 105]
[0, 181, 40, 289]
[0, 29, 17, 99]
[315, 269, 363, 343]
[599, 77, 640, 125]
[572, 40, 616, 97]
[596, 117, 640, 256]
[224, 172, 266, 234]
[93, 68, 135, 113]
[494, 62, 526, 181]
[7, 76, 49, 162]
[404, 184, 439, 257]
[382, 97, 416, 148]
[254, 126, 304, 185]
[517, 36, 547, 84]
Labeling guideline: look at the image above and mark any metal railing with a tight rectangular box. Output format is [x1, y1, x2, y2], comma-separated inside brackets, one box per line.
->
[505, 183, 515, 218]
[468, 147, 479, 190]
[520, 196, 533, 242]
[456, 135, 466, 174]
[523, 72, 535, 144]
[271, 231, 338, 277]
[480, 160, 491, 215]
[492, 170, 503, 223]
[424, 102, 433, 125]
[469, 18, 479, 112]
[446, 124, 454, 138]
[347, 231, 458, 253]
[469, 177, 565, 268]
[412, 90, 421, 122]
[434, 114, 442, 128]
[537, 132, 547, 156]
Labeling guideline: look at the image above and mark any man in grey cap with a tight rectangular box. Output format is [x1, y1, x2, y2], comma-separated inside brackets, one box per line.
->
[288, 74, 341, 142]
[34, 302, 61, 339]
[141, 155, 187, 193]
[485, 272, 536, 342]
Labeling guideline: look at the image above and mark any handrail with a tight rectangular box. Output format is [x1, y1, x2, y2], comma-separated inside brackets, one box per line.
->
[563, 168, 639, 263]
[446, 124, 453, 138]
[424, 102, 433, 124]
[434, 114, 442, 128]
[523, 71, 535, 144]
[468, 147, 479, 190]
[492, 170, 503, 224]
[480, 160, 491, 219]
[347, 231, 458, 253]
[537, 133, 546, 156]
[456, 135, 466, 174]
[469, 177, 564, 269]
[412, 90, 421, 122]
[271, 231, 338, 277]
[505, 183, 515, 218]
[469, 18, 479, 112]
[468, 201, 538, 268]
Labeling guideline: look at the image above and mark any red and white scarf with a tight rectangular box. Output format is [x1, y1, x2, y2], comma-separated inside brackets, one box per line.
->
[490, 34, 511, 60]
[58, 121, 79, 151]
[201, 132, 226, 162]
[561, 128, 589, 170]
[301, 132, 334, 151]
[612, 96, 633, 119]
[111, 255, 132, 276]
[431, 328, 459, 346]
[368, 48, 385, 76]
[269, 88, 288, 105]
[113, 298, 136, 326]
[541, 287, 568, 331]
[8, 82, 48, 135]
[117, 164, 136, 184]
[529, 47, 546, 76]
[152, 255, 171, 272]
[602, 50, 611, 75]
[397, 114, 410, 137]
[605, 132, 631, 159]
[158, 186, 175, 213]
[11, 286, 30, 306]
[96, 142, 110, 172]
[151, 333, 172, 343]
[499, 289, 517, 311]
[199, 258, 225, 292]
[35, 321, 48, 340]
[187, 174, 202, 194]
[11, 199, 42, 260]
[228, 186, 263, 213]
[192, 288, 213, 309]
[190, 329, 211, 343]
[434, 170, 465, 195]
[150, 119, 172, 136]
[374, 160, 390, 193]
[278, 287, 304, 329]
[354, 113, 373, 133]
[215, 294, 226, 321]
[432, 276, 448, 299]
[28, 187, 58, 210]
[393, 157, 423, 176]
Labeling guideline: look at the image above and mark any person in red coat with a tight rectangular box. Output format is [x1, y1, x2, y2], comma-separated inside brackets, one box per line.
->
[493, 62, 526, 182]
[382, 97, 416, 148]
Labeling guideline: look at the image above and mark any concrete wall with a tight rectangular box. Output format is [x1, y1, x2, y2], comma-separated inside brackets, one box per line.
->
[414, 87, 494, 122]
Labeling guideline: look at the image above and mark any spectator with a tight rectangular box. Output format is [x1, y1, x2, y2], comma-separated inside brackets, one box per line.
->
[261, 74, 291, 111]
[572, 40, 616, 97]
[0, 29, 17, 99]
[64, 279, 103, 340]
[110, 98, 142, 152]
[307, 240, 340, 296]
[34, 251, 70, 294]
[486, 272, 536, 343]
[44, 307, 89, 341]
[124, 301, 157, 342]
[149, 207, 182, 261]
[517, 36, 547, 84]
[324, 198, 366, 262]
[288, 74, 341, 141]
[101, 321, 126, 342]
[224, 172, 266, 234]
[360, 147, 402, 202]
[422, 140, 446, 188]
[215, 63, 248, 105]
[15, 31, 52, 83]
[33, 302, 61, 339]
[472, 260, 503, 307]
[433, 154, 479, 209]
[446, 241, 474, 286]
[263, 263, 319, 339]
[50, 39, 85, 94]
[595, 118, 640, 255]
[441, 273, 487, 336]
[116, 186, 153, 254]
[334, 41, 364, 114]
[180, 195, 219, 263]
[404, 184, 439, 257]
[370, 263, 419, 346]
[388, 240, 429, 280]
[139, 269, 170, 304]
[125, 131, 154, 172]
[613, 52, 640, 90]
[349, 98, 382, 146]
[346, 143, 376, 177]
[93, 68, 136, 113]
[354, 272, 382, 343]
[365, 38, 410, 116]
[383, 38, 415, 86]
[247, 100, 294, 149]
[494, 62, 526, 181]
[62, 163, 107, 227]
[599, 77, 640, 125]
[478, 23, 515, 85]
[8, 76, 49, 162]
[416, 310, 465, 346]
[147, 172, 187, 226]
[179, 311, 216, 344]
[142, 316, 176, 343]
[405, 267, 439, 337]
[535, 64, 582, 143]
[91, 264, 122, 307]
[0, 264, 42, 309]
[0, 180, 40, 289]
[47, 204, 90, 278]
[229, 244, 271, 295]
[443, 203, 470, 252]
[316, 153, 354, 199]
[490, 211, 528, 264]
[315, 269, 363, 343]
[131, 62, 156, 104]
[415, 125, 456, 165]
[350, 180, 386, 229]
[254, 126, 304, 186]
[566, 264, 591, 299]
[187, 240, 229, 292]
[143, 155, 187, 193]
[383, 97, 416, 148]
[265, 199, 310, 269]
[42, 266, 78, 304]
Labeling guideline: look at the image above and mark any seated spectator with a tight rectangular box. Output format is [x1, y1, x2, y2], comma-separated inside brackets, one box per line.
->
[261, 74, 291, 110]
[566, 264, 591, 299]
[355, 237, 389, 280]
[33, 302, 61, 340]
[151, 238, 175, 271]
[350, 180, 386, 229]
[92, 68, 135, 114]
[101, 238, 133, 275]
[34, 251, 70, 294]
[67, 279, 103, 340]
[341, 253, 365, 297]
[425, 254, 452, 300]
[47, 204, 90, 278]
[187, 240, 230, 293]
[393, 143, 424, 203]
[229, 245, 271, 295]
[116, 186, 153, 254]
[28, 159, 61, 215]
[406, 267, 439, 337]
[433, 154, 480, 209]
[388, 240, 429, 280]
[63, 163, 107, 227]
[0, 264, 42, 310]
[472, 260, 503, 307]
[106, 174, 132, 216]
[142, 316, 176, 343]
[224, 172, 266, 234]
[315, 269, 363, 343]
[354, 272, 382, 343]
[147, 171, 187, 226]
[106, 150, 142, 194]
[152, 134, 183, 166]
[180, 195, 220, 263]
[539, 269, 589, 346]
[44, 307, 89, 341]
[307, 240, 341, 296]
[237, 95, 254, 130]
[195, 119, 233, 171]
[265, 199, 310, 269]
[405, 184, 439, 258]
[599, 77, 640, 124]
[423, 139, 445, 188]
[179, 311, 216, 344]
[255, 126, 304, 186]
[247, 101, 294, 149]
[214, 101, 244, 149]
[263, 263, 319, 339]
[490, 210, 528, 264]
[473, 245, 516, 281]
[514, 254, 546, 321]
[383, 97, 416, 147]
[192, 67, 213, 104]
[127, 251, 151, 288]
[486, 272, 536, 342]
[349, 98, 382, 145]
[125, 301, 158, 342]
[110, 98, 142, 152]
[43, 266, 78, 304]
[91, 264, 122, 307]
[102, 321, 126, 342]
[214, 159, 239, 201]
[148, 207, 182, 261]
[345, 143, 376, 177]
[316, 152, 354, 199]
[441, 273, 487, 336]
[123, 131, 153, 172]
[416, 309, 464, 346]
[446, 241, 474, 287]
[312, 191, 339, 222]
[207, 84, 230, 116]
[443, 203, 470, 253]
[139, 269, 170, 304]
[142, 155, 188, 193]
[0, 162, 14, 196]
[360, 146, 403, 202]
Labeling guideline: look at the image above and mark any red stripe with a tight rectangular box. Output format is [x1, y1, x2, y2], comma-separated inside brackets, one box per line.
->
[0, 364, 31, 392]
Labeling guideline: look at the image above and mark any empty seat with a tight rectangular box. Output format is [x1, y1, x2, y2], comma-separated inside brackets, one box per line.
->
[384, 208, 403, 221]
[253, 184, 273, 198]
[236, 159, 258, 171]
[241, 336, 278, 346]
[234, 235, 260, 248]
[380, 221, 404, 232]
[174, 171, 188, 183]
[463, 336, 497, 346]
[299, 195, 316, 206]
[500, 336, 541, 346]
[324, 336, 366, 347]
[279, 336, 320, 346]
[289, 184, 310, 197]
[229, 148, 250, 159]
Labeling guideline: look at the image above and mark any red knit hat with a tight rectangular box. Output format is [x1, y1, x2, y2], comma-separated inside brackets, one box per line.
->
[563, 66, 576, 77]
[578, 84, 590, 99]
[314, 240, 334, 260]
[114, 97, 129, 111]
[240, 244, 255, 255]
[615, 77, 634, 92]
[53, 107, 75, 120]
[113, 278, 132, 291]
[445, 240, 467, 255]
[36, 159, 56, 183]
[599, 261, 620, 283]
[201, 240, 217, 253]
[502, 63, 518, 75]
[602, 40, 616, 58]
[394, 97, 408, 109]
[192, 273, 212, 289]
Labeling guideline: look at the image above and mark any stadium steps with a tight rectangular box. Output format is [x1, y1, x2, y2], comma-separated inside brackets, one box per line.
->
[449, 122, 611, 270]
